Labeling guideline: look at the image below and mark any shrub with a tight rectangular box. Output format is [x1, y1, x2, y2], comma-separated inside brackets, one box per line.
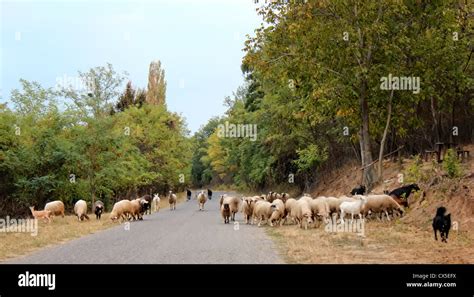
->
[443, 149, 462, 178]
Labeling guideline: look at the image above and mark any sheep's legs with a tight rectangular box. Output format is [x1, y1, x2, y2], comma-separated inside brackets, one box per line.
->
[385, 210, 391, 221]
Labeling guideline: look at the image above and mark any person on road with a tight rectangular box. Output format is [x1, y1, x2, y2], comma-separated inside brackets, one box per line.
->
[186, 189, 192, 201]
[207, 188, 212, 200]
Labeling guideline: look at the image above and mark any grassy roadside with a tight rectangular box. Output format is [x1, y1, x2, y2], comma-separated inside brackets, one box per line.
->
[266, 220, 474, 264]
[0, 193, 186, 262]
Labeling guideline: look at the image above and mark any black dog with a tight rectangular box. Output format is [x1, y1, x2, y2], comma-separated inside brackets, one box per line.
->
[432, 207, 451, 243]
[350, 185, 366, 195]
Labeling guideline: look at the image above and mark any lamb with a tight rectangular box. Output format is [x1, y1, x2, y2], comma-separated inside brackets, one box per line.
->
[252, 200, 273, 227]
[340, 196, 367, 224]
[269, 199, 286, 226]
[220, 202, 231, 224]
[94, 201, 104, 220]
[197, 190, 207, 211]
[152, 194, 160, 212]
[29, 206, 51, 223]
[44, 200, 65, 218]
[74, 200, 89, 221]
[168, 191, 177, 210]
[293, 200, 313, 230]
[110, 200, 133, 223]
[241, 196, 256, 224]
[220, 195, 241, 221]
[363, 194, 405, 221]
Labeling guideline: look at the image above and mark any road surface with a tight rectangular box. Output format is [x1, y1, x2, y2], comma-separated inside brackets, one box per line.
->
[4, 191, 283, 264]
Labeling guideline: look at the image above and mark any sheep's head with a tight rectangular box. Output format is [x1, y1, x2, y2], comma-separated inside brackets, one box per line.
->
[153, 194, 159, 200]
[398, 206, 405, 217]
[95, 205, 103, 214]
[110, 212, 118, 221]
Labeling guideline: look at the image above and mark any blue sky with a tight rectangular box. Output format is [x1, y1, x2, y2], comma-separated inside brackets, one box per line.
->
[0, 0, 262, 133]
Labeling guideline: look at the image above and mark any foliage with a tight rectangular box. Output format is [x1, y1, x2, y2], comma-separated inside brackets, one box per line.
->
[443, 149, 463, 178]
[1, 64, 191, 217]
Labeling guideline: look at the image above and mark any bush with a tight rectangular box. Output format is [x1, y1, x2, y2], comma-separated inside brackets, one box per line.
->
[443, 149, 462, 178]
[405, 155, 424, 183]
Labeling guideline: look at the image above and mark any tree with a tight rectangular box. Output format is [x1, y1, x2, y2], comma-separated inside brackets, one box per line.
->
[61, 63, 128, 117]
[146, 60, 167, 105]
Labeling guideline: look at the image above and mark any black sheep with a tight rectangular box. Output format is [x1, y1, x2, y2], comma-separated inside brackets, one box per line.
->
[432, 207, 451, 243]
[94, 201, 104, 220]
[207, 188, 213, 200]
[186, 189, 192, 201]
[139, 194, 153, 215]
[350, 185, 366, 195]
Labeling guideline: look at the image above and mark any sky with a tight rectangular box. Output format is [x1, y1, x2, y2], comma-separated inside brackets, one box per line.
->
[0, 0, 262, 133]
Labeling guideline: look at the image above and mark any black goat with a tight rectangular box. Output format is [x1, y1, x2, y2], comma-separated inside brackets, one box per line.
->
[350, 185, 366, 195]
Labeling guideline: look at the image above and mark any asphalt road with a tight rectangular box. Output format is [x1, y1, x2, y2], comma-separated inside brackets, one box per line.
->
[4, 191, 283, 264]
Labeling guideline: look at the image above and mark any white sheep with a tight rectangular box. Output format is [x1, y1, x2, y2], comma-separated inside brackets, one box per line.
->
[197, 190, 207, 211]
[110, 200, 133, 223]
[269, 199, 286, 226]
[309, 198, 330, 226]
[293, 200, 313, 230]
[252, 200, 273, 227]
[168, 191, 177, 210]
[299, 195, 313, 204]
[152, 194, 160, 212]
[340, 196, 367, 224]
[74, 200, 89, 221]
[364, 194, 405, 221]
[44, 200, 65, 218]
[241, 196, 256, 224]
[284, 198, 297, 225]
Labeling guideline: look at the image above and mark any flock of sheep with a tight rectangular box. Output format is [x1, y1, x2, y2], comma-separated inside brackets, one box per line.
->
[28, 192, 167, 223]
[28, 185, 420, 233]
[219, 184, 420, 230]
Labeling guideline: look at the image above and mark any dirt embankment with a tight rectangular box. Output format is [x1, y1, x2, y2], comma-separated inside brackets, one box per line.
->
[268, 145, 474, 264]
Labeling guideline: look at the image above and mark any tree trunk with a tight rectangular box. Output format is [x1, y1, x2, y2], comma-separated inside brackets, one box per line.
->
[430, 96, 440, 143]
[377, 89, 394, 182]
[359, 81, 376, 190]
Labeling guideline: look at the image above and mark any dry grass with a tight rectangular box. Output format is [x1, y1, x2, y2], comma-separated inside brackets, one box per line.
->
[0, 192, 187, 262]
[267, 220, 474, 264]
[0, 214, 116, 261]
